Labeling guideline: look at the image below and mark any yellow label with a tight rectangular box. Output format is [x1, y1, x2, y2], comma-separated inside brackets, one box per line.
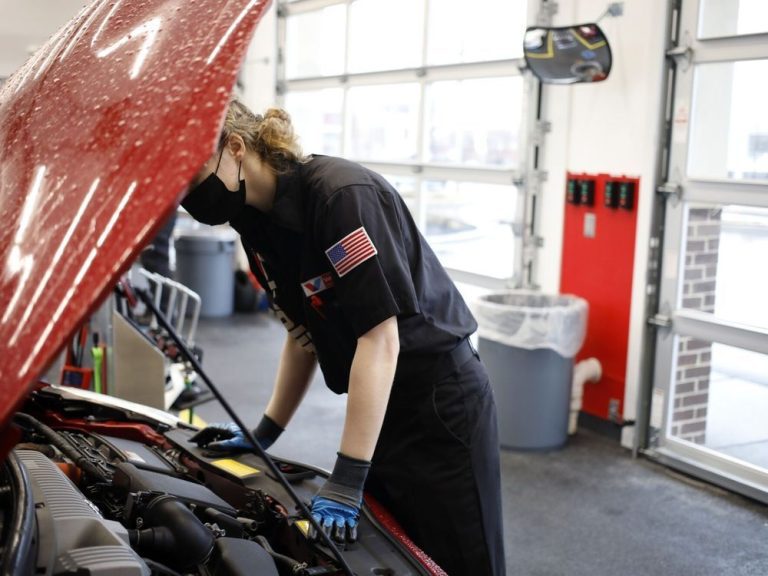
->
[211, 458, 261, 478]
[295, 520, 310, 537]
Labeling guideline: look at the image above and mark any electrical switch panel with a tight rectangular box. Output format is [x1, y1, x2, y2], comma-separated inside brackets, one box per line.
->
[602, 179, 637, 211]
[566, 178, 580, 205]
[566, 177, 597, 206]
[579, 180, 595, 206]
[618, 181, 635, 211]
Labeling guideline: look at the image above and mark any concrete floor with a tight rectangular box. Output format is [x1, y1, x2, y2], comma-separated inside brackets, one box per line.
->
[193, 312, 768, 576]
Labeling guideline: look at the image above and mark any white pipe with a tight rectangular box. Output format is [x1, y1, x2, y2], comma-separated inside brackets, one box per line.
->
[569, 358, 602, 435]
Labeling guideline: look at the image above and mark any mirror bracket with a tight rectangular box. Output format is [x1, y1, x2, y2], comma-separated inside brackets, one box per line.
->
[536, 1, 559, 26]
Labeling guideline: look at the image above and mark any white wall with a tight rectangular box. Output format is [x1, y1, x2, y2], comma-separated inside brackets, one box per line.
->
[535, 0, 670, 446]
[0, 0, 86, 77]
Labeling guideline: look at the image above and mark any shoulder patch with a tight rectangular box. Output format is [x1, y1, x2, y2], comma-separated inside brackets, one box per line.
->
[301, 272, 334, 297]
[325, 227, 377, 277]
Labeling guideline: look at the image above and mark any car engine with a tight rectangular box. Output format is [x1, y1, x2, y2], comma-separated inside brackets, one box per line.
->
[0, 385, 434, 576]
[1, 408, 339, 576]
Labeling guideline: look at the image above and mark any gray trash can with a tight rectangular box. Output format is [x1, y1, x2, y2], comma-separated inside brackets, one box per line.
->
[175, 228, 237, 318]
[474, 291, 587, 450]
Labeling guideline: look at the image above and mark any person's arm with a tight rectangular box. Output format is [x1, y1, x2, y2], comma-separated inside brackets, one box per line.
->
[308, 316, 398, 543]
[340, 316, 399, 461]
[264, 333, 318, 429]
[188, 334, 316, 453]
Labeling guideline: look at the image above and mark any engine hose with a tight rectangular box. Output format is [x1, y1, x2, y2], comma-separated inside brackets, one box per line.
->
[13, 413, 110, 482]
[202, 507, 244, 538]
[254, 535, 305, 570]
[129, 495, 214, 570]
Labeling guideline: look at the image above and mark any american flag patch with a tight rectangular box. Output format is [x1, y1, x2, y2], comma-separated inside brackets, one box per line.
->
[325, 227, 377, 277]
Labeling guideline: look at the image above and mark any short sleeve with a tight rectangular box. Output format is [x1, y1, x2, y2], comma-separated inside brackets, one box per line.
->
[316, 185, 420, 337]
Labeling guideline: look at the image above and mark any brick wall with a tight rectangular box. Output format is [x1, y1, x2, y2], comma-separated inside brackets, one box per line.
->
[671, 208, 722, 444]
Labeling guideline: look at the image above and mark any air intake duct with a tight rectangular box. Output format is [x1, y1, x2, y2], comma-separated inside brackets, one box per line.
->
[128, 495, 214, 570]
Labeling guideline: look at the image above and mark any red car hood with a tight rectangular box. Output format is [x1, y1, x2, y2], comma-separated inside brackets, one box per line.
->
[0, 0, 270, 438]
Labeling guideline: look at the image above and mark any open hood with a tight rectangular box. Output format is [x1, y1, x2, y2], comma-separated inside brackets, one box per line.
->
[0, 0, 270, 436]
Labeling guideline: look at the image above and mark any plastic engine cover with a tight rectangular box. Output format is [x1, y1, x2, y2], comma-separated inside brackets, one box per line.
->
[15, 450, 149, 576]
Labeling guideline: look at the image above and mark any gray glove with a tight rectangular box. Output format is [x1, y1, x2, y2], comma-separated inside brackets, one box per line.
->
[309, 452, 371, 543]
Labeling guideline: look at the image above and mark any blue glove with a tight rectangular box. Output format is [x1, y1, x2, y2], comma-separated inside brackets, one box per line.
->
[308, 452, 371, 543]
[189, 416, 283, 454]
[189, 422, 254, 452]
[310, 496, 360, 543]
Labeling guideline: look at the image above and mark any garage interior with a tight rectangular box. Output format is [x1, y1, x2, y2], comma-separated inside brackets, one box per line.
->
[195, 314, 768, 575]
[2, 0, 768, 574]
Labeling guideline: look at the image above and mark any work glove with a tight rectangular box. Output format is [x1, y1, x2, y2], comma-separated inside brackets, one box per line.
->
[308, 452, 371, 544]
[189, 415, 283, 454]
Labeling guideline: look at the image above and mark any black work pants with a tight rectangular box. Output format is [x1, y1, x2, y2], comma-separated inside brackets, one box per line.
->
[366, 340, 506, 576]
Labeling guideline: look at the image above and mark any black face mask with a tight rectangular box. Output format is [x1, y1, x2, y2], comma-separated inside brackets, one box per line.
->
[182, 173, 246, 225]
[182, 148, 246, 225]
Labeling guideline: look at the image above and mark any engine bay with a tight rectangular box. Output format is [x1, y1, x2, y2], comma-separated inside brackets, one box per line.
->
[0, 387, 428, 576]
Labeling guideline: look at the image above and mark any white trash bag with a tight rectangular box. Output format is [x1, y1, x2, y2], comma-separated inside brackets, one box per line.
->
[473, 291, 588, 358]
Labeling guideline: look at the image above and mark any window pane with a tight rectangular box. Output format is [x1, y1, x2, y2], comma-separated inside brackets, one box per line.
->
[285, 6, 346, 79]
[425, 77, 523, 167]
[427, 0, 525, 65]
[688, 60, 768, 182]
[348, 0, 424, 73]
[699, 0, 768, 38]
[671, 337, 768, 468]
[284, 89, 344, 155]
[347, 84, 420, 162]
[423, 181, 516, 278]
[681, 205, 768, 331]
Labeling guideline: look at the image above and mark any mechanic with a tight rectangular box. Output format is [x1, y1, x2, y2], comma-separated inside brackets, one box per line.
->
[184, 99, 505, 576]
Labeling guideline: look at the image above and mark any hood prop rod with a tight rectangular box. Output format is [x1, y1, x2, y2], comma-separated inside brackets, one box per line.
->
[134, 288, 354, 576]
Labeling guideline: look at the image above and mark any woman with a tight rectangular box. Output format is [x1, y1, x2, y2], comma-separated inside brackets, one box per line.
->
[184, 100, 505, 576]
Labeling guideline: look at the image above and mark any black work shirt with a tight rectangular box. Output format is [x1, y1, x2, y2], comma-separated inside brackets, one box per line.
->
[228, 155, 476, 394]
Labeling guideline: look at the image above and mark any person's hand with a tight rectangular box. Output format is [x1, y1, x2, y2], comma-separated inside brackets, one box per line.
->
[189, 422, 256, 453]
[307, 452, 371, 543]
[309, 496, 360, 543]
[188, 415, 284, 454]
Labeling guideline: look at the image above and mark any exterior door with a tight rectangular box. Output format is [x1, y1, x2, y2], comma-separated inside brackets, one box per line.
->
[650, 0, 768, 502]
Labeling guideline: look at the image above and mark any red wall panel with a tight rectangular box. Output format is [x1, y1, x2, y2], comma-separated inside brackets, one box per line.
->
[560, 173, 640, 420]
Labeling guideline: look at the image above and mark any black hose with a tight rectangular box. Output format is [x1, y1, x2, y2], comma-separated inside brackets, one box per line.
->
[202, 507, 244, 538]
[135, 288, 355, 576]
[13, 413, 110, 482]
[254, 535, 306, 572]
[128, 495, 214, 570]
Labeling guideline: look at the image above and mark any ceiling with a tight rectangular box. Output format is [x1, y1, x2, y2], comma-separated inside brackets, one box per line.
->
[0, 0, 88, 77]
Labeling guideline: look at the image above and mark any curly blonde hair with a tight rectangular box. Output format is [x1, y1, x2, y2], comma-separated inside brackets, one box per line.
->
[220, 99, 307, 173]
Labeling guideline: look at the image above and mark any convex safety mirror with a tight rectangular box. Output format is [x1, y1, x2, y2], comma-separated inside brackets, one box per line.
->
[523, 23, 612, 84]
